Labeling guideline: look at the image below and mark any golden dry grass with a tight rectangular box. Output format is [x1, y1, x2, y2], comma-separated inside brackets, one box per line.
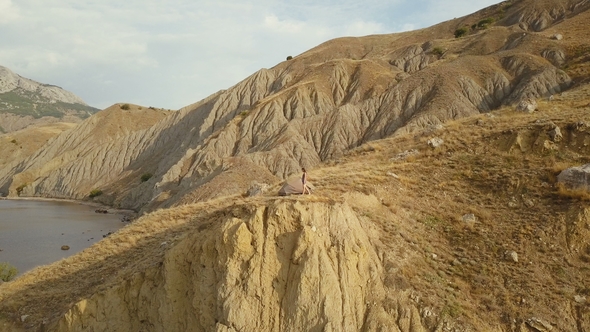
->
[1, 83, 590, 330]
[1, 3, 590, 328]
[0, 122, 76, 169]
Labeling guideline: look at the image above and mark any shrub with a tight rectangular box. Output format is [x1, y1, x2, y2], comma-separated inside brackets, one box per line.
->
[89, 189, 103, 198]
[454, 27, 469, 38]
[140, 173, 153, 182]
[15, 183, 27, 196]
[0, 262, 18, 282]
[120, 104, 130, 110]
[10, 139, 17, 144]
[477, 17, 495, 29]
[431, 47, 445, 56]
[286, 55, 293, 61]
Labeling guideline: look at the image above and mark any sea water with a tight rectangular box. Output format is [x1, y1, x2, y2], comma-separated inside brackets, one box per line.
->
[0, 199, 125, 274]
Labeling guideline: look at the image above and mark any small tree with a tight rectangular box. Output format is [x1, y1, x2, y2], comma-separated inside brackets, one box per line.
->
[0, 262, 18, 282]
[286, 56, 293, 61]
[120, 104, 130, 110]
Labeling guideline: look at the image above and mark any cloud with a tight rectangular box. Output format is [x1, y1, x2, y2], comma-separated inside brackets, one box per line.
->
[264, 14, 305, 33]
[344, 20, 384, 36]
[0, 0, 19, 24]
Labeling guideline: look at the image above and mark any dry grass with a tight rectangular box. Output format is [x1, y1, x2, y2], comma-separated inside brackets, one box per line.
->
[1, 13, 590, 330]
[556, 183, 590, 201]
[2, 89, 590, 329]
[305, 83, 590, 328]
[0, 122, 76, 169]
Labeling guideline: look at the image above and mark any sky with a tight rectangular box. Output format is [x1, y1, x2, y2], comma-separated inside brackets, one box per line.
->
[0, 0, 500, 110]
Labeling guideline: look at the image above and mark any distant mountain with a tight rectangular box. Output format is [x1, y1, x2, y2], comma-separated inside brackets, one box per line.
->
[0, 65, 99, 133]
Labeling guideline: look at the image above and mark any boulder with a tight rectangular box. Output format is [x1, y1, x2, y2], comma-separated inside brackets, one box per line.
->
[505, 250, 518, 262]
[557, 164, 590, 191]
[551, 34, 563, 40]
[462, 213, 477, 225]
[247, 182, 269, 197]
[427, 137, 444, 148]
[526, 317, 553, 331]
[516, 99, 538, 113]
[548, 126, 562, 142]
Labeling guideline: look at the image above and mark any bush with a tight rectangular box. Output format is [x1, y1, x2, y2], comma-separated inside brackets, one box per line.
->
[431, 47, 445, 56]
[140, 173, 153, 182]
[10, 139, 17, 144]
[454, 27, 469, 38]
[89, 189, 103, 198]
[286, 55, 293, 61]
[120, 104, 130, 110]
[477, 17, 495, 29]
[0, 262, 18, 282]
[15, 183, 27, 196]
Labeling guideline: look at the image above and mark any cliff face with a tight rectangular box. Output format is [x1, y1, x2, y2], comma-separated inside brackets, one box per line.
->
[51, 200, 403, 332]
[1, 0, 587, 211]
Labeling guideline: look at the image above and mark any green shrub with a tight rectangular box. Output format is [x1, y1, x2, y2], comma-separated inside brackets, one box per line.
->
[286, 55, 293, 61]
[120, 104, 130, 110]
[140, 173, 153, 182]
[431, 47, 445, 56]
[89, 189, 103, 198]
[454, 27, 469, 38]
[10, 139, 17, 144]
[477, 17, 495, 29]
[0, 262, 18, 282]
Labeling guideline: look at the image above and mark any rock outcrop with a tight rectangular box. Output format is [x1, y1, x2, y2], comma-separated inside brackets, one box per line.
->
[558, 164, 590, 191]
[0, 199, 463, 331]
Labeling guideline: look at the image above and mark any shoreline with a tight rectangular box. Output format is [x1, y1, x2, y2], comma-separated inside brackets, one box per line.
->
[0, 196, 137, 217]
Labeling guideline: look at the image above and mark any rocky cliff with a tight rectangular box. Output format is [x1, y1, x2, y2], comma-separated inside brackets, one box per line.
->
[0, 196, 500, 332]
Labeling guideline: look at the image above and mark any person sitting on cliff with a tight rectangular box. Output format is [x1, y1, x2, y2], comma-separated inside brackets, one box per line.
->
[301, 167, 310, 195]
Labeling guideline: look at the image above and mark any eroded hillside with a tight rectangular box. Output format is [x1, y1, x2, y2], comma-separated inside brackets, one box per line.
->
[1, 83, 589, 331]
[0, 0, 588, 213]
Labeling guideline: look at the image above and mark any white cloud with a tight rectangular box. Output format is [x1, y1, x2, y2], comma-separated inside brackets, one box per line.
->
[264, 14, 305, 33]
[400, 23, 416, 32]
[0, 0, 19, 23]
[344, 20, 384, 36]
